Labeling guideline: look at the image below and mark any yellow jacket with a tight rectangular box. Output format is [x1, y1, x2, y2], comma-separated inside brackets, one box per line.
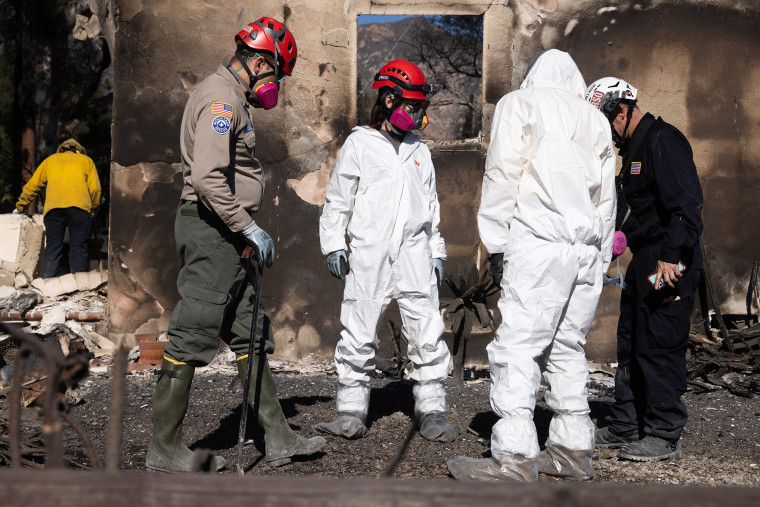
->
[16, 151, 101, 216]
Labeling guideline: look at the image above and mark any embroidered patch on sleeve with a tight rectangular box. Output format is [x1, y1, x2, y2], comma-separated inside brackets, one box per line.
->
[243, 123, 253, 134]
[212, 116, 231, 135]
[631, 162, 642, 175]
[211, 102, 233, 118]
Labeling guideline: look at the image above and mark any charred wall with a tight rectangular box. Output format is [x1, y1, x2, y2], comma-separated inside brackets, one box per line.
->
[108, 0, 503, 359]
[524, 0, 760, 359]
[110, 0, 760, 363]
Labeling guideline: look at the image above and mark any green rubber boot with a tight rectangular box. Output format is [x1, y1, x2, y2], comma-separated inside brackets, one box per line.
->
[237, 355, 326, 467]
[146, 359, 225, 472]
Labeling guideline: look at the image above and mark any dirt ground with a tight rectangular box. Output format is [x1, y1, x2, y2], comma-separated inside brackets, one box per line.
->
[6, 361, 757, 486]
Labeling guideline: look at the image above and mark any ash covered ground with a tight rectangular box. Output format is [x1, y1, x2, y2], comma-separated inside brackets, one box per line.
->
[9, 362, 757, 485]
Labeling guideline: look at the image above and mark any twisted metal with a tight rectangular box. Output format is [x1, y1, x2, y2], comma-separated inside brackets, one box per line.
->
[0, 322, 102, 470]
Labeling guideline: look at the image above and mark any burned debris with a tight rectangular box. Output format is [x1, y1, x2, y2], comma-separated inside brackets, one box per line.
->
[686, 250, 760, 396]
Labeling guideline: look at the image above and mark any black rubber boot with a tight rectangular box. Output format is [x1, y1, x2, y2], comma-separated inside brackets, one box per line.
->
[146, 359, 225, 472]
[237, 356, 326, 467]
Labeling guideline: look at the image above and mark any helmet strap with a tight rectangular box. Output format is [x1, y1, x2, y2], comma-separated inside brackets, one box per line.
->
[228, 55, 276, 105]
[380, 91, 407, 137]
[252, 19, 283, 82]
[384, 119, 408, 140]
[613, 102, 635, 149]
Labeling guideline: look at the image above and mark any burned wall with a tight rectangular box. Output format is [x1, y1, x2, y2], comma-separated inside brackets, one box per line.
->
[110, 0, 760, 362]
[507, 0, 760, 359]
[108, 0, 505, 359]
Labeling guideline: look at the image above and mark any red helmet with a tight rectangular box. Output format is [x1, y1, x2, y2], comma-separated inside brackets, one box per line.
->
[372, 60, 435, 101]
[235, 17, 297, 76]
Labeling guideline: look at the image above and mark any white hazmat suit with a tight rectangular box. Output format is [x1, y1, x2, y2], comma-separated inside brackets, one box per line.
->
[318, 126, 451, 436]
[448, 50, 616, 481]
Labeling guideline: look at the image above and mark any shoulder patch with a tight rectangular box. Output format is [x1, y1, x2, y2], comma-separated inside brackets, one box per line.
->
[212, 116, 231, 135]
[243, 123, 253, 134]
[211, 102, 233, 118]
[631, 162, 641, 175]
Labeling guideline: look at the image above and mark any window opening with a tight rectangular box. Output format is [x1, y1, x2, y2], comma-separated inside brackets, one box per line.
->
[357, 15, 483, 141]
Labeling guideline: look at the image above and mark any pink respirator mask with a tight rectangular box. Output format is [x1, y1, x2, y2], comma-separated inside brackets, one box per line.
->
[254, 82, 279, 110]
[612, 231, 627, 257]
[389, 108, 429, 132]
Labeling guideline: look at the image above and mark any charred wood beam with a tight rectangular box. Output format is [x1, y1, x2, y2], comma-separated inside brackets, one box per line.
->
[1, 470, 760, 505]
[106, 345, 128, 472]
[700, 239, 733, 352]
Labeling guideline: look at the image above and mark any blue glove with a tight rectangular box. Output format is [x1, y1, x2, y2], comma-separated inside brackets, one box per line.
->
[433, 258, 444, 287]
[327, 250, 349, 279]
[242, 220, 274, 267]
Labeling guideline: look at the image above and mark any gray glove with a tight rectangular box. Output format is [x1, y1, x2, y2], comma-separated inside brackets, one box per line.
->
[433, 258, 444, 287]
[488, 253, 504, 288]
[12, 208, 20, 214]
[326, 250, 349, 279]
[241, 220, 274, 267]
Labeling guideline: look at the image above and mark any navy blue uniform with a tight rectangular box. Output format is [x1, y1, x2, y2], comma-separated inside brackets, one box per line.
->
[607, 113, 704, 442]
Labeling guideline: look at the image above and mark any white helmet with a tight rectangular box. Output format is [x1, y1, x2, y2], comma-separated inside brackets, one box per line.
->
[585, 77, 637, 121]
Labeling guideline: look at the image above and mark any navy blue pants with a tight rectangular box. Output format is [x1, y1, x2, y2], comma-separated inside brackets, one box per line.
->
[607, 244, 700, 441]
[41, 207, 92, 278]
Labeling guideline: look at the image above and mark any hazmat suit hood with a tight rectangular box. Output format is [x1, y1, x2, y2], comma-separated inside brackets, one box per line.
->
[57, 138, 86, 155]
[520, 49, 587, 99]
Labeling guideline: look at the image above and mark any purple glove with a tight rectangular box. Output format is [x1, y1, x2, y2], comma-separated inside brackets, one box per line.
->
[612, 231, 627, 257]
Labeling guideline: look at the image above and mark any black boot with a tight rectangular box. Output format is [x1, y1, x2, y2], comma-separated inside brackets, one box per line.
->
[619, 436, 682, 461]
[237, 356, 326, 467]
[595, 426, 640, 448]
[146, 359, 225, 472]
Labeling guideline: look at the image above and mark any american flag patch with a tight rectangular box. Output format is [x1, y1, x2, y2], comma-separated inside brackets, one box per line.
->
[211, 102, 233, 118]
[631, 162, 641, 175]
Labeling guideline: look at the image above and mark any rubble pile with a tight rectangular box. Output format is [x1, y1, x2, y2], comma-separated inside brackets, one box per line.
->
[688, 321, 760, 397]
[0, 273, 111, 406]
[0, 414, 47, 469]
[685, 251, 760, 396]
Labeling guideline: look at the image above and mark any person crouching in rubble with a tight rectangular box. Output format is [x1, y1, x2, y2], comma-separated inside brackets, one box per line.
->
[15, 138, 101, 278]
[315, 60, 456, 443]
[145, 17, 325, 473]
[448, 50, 617, 482]
[584, 77, 704, 462]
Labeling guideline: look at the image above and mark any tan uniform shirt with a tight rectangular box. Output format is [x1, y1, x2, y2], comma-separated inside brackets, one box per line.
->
[179, 65, 262, 232]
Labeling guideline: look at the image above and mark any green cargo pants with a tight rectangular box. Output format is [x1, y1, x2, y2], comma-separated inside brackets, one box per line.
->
[163, 200, 274, 366]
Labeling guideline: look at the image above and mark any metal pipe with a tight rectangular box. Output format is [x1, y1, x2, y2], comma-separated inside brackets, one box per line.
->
[0, 311, 105, 322]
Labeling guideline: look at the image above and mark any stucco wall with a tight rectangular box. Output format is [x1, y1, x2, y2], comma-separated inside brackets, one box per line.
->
[109, 0, 760, 363]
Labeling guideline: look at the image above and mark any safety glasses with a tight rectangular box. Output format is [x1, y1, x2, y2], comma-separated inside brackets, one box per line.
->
[402, 100, 429, 113]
